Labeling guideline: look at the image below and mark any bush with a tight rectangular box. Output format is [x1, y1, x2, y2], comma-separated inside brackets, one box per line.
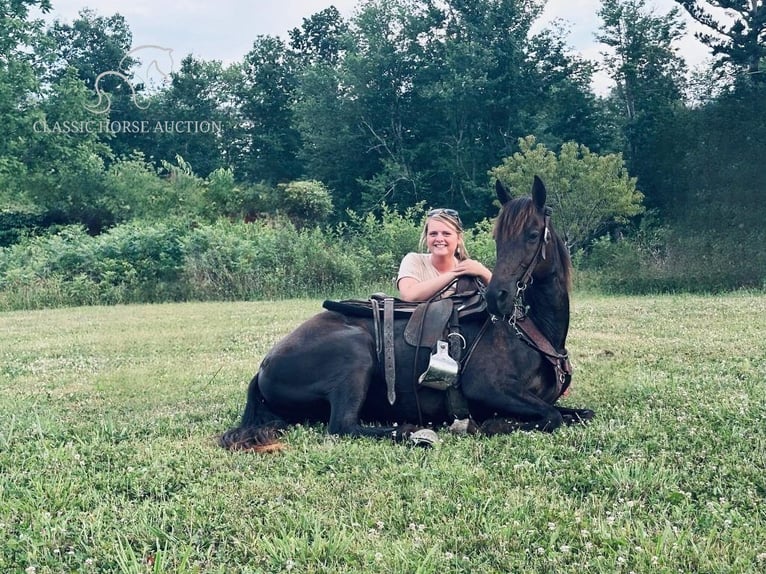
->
[342, 204, 423, 288]
[574, 216, 765, 294]
[0, 222, 189, 307]
[0, 217, 371, 309]
[277, 180, 334, 227]
[4, 208, 759, 311]
[465, 219, 496, 269]
[180, 218, 363, 300]
[0, 207, 46, 247]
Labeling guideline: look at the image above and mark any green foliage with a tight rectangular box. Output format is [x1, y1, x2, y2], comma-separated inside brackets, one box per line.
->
[23, 68, 114, 230]
[156, 155, 207, 217]
[44, 8, 134, 89]
[277, 180, 334, 226]
[491, 136, 645, 251]
[0, 218, 370, 309]
[342, 204, 424, 287]
[573, 207, 766, 294]
[204, 168, 270, 221]
[465, 218, 497, 269]
[101, 152, 168, 221]
[231, 35, 303, 183]
[675, 0, 766, 85]
[101, 154, 274, 224]
[597, 0, 688, 212]
[0, 222, 187, 306]
[0, 207, 46, 247]
[0, 0, 763, 296]
[181, 218, 362, 300]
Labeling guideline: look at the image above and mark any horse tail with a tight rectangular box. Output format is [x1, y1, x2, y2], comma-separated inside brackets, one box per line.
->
[218, 373, 288, 453]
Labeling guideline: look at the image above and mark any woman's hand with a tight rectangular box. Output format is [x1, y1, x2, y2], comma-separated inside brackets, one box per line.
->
[397, 258, 492, 301]
[454, 259, 492, 284]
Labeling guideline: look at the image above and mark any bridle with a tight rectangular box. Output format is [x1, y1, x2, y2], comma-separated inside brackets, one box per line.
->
[489, 205, 571, 397]
[499, 205, 553, 322]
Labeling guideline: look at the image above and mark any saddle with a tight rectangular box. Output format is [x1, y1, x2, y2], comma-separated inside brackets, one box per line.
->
[322, 283, 487, 406]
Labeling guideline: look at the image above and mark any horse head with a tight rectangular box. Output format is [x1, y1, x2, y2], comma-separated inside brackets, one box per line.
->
[485, 176, 570, 317]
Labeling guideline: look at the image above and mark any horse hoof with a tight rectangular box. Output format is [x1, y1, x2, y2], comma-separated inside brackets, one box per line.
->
[578, 409, 596, 423]
[409, 429, 439, 447]
[448, 417, 480, 435]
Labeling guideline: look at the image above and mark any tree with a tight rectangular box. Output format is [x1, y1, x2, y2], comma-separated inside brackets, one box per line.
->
[230, 36, 303, 184]
[136, 55, 231, 177]
[288, 0, 607, 222]
[277, 180, 334, 227]
[490, 136, 645, 252]
[597, 0, 688, 210]
[1, 0, 52, 190]
[45, 9, 134, 90]
[422, 0, 547, 216]
[288, 6, 351, 66]
[44, 8, 142, 161]
[674, 0, 766, 84]
[23, 69, 112, 230]
[526, 23, 608, 152]
[289, 6, 367, 214]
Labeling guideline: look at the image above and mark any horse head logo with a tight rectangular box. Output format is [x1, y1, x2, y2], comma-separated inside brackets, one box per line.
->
[85, 45, 174, 115]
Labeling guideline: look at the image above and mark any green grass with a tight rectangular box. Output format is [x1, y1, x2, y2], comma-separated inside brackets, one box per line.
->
[1, 294, 765, 573]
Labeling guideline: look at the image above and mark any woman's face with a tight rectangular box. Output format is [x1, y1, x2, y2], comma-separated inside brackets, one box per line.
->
[426, 218, 460, 258]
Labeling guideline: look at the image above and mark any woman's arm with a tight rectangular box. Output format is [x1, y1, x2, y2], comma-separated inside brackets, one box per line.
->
[397, 258, 492, 301]
[397, 272, 458, 302]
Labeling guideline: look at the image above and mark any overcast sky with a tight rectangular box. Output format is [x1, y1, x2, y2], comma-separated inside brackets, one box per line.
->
[38, 0, 722, 95]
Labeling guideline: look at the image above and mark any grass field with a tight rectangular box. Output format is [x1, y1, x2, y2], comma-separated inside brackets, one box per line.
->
[1, 293, 765, 573]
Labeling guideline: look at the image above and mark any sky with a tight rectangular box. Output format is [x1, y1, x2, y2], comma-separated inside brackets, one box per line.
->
[37, 0, 724, 95]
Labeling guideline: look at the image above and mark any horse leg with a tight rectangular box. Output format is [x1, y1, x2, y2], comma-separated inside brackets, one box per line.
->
[323, 360, 420, 443]
[555, 405, 595, 426]
[466, 385, 568, 433]
[480, 403, 594, 435]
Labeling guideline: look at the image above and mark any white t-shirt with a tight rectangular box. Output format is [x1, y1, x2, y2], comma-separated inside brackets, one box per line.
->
[396, 252, 456, 298]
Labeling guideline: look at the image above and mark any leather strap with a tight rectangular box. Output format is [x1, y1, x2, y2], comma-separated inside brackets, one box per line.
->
[371, 297, 382, 356]
[384, 297, 396, 405]
[513, 315, 572, 398]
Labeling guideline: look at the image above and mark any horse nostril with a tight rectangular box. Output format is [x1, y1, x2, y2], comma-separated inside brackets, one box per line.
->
[487, 288, 510, 315]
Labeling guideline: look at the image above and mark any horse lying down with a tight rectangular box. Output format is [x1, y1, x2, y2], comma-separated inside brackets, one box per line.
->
[220, 177, 594, 452]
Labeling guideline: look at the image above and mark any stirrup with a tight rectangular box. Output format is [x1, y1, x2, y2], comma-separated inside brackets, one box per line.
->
[418, 340, 459, 390]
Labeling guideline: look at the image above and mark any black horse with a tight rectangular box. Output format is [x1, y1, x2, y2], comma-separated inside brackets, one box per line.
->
[220, 177, 594, 451]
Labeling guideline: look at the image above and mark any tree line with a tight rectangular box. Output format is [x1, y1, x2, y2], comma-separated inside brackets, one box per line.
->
[1, 0, 764, 299]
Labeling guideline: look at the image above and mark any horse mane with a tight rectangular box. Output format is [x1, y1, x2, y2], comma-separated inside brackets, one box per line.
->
[493, 196, 536, 241]
[494, 196, 572, 291]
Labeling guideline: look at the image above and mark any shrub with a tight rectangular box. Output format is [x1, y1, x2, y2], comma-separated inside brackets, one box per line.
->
[276, 180, 334, 227]
[102, 153, 168, 222]
[181, 218, 364, 299]
[465, 219, 496, 269]
[0, 207, 46, 247]
[342, 204, 423, 288]
[91, 220, 188, 302]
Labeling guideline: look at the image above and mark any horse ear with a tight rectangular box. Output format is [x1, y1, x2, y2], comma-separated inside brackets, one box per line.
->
[495, 180, 512, 205]
[532, 175, 547, 210]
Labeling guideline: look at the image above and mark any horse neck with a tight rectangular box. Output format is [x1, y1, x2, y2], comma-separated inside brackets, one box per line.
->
[525, 274, 570, 350]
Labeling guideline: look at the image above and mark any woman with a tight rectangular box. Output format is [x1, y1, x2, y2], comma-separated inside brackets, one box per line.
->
[397, 208, 492, 302]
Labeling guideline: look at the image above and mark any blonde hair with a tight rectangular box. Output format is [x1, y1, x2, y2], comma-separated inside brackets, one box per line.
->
[419, 210, 469, 261]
